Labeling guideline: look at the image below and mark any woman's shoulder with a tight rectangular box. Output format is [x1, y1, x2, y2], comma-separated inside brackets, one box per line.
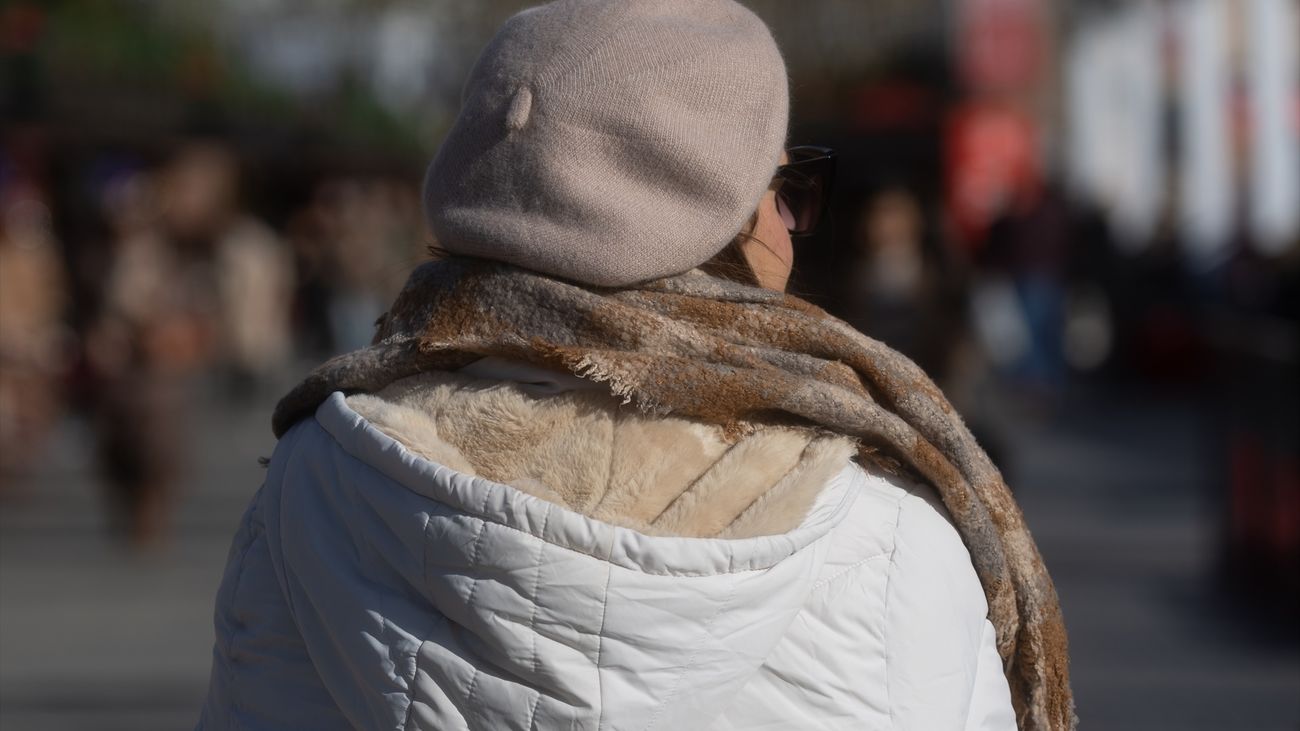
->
[818, 462, 987, 614]
[719, 463, 1010, 730]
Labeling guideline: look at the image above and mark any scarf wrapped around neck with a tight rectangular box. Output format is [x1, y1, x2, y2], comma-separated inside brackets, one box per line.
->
[274, 257, 1075, 730]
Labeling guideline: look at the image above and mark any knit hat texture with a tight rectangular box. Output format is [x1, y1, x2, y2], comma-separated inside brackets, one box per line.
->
[422, 0, 789, 287]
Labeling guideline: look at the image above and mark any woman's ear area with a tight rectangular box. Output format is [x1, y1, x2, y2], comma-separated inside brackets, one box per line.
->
[736, 149, 795, 292]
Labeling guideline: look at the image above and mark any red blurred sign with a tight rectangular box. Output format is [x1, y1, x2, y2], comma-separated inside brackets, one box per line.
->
[944, 102, 1040, 247]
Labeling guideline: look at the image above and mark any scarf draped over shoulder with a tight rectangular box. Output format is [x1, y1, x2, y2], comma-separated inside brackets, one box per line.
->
[274, 258, 1075, 730]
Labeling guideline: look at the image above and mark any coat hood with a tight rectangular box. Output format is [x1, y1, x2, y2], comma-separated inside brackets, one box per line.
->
[265, 391, 863, 729]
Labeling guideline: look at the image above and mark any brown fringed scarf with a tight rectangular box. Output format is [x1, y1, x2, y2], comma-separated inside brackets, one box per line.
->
[274, 257, 1075, 730]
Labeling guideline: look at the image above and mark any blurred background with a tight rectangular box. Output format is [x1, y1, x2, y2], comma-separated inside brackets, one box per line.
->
[1, 0, 1297, 728]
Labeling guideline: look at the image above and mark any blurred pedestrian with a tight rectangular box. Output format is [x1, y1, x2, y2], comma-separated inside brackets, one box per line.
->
[160, 143, 295, 396]
[841, 186, 970, 383]
[286, 177, 422, 357]
[0, 172, 69, 488]
[980, 185, 1073, 398]
[85, 166, 210, 547]
[200, 2, 1073, 729]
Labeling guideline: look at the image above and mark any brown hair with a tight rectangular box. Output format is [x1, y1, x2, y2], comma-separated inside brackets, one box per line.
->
[699, 237, 760, 286]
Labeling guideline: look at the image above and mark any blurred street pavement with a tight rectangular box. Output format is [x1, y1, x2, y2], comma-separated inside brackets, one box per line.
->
[1, 378, 274, 731]
[1006, 386, 1300, 731]
[1, 381, 1298, 730]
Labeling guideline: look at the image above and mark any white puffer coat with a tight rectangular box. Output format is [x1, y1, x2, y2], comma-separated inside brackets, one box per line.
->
[199, 364, 1015, 730]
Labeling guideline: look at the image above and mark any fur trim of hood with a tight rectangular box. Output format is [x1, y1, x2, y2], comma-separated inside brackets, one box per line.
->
[347, 369, 856, 539]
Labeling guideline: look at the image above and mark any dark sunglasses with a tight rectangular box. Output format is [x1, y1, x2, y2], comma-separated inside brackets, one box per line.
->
[773, 146, 835, 237]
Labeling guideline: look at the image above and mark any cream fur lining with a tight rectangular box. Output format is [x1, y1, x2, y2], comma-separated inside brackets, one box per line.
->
[346, 371, 856, 539]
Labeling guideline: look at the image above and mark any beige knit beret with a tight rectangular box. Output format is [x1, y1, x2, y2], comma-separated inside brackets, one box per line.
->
[422, 0, 789, 287]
